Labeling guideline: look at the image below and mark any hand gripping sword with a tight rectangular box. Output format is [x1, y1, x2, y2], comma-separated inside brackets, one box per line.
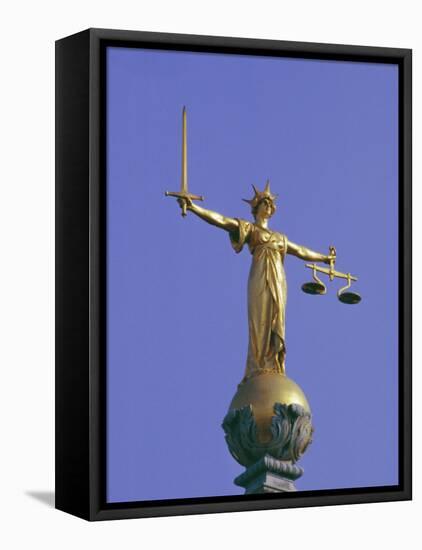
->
[165, 107, 204, 217]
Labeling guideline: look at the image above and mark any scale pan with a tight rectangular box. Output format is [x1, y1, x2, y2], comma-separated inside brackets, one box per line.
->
[301, 282, 326, 295]
[338, 291, 361, 305]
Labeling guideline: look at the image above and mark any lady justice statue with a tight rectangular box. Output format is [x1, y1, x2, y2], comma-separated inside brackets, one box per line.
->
[166, 108, 359, 494]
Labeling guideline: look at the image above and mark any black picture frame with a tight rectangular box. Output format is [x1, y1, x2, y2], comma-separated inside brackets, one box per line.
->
[55, 28, 412, 521]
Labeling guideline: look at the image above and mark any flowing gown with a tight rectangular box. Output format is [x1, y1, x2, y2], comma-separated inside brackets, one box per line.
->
[230, 219, 288, 380]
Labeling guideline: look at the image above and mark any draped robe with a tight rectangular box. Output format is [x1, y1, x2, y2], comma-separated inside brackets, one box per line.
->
[230, 219, 288, 380]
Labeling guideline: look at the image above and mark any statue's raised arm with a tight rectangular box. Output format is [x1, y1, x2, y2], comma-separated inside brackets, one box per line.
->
[286, 239, 333, 265]
[178, 196, 239, 233]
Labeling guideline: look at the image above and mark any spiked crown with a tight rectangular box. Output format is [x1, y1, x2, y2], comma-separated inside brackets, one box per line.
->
[243, 180, 278, 209]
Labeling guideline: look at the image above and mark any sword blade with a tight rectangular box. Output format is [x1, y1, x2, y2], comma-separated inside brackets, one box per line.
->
[181, 106, 188, 194]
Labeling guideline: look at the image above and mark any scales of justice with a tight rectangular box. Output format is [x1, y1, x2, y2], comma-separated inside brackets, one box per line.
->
[166, 108, 361, 494]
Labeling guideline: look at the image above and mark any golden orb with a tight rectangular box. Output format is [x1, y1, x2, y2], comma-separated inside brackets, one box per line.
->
[229, 373, 311, 442]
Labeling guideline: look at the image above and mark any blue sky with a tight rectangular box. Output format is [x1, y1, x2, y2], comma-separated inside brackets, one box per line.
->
[106, 47, 398, 502]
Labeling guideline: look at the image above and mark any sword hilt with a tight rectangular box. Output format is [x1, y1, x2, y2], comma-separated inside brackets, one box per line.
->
[165, 191, 205, 217]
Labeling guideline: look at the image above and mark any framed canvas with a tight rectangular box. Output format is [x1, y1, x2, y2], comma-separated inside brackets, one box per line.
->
[55, 28, 412, 520]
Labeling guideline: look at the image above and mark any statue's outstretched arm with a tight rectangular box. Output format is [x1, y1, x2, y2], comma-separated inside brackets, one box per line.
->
[287, 240, 332, 264]
[180, 197, 239, 232]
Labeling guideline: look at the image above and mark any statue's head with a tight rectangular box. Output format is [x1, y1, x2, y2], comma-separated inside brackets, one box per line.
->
[243, 181, 277, 220]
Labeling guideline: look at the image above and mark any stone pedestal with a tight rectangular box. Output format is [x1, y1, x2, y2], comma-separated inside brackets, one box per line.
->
[234, 455, 303, 494]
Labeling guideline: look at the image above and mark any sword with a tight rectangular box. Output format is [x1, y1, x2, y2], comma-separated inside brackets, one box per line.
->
[165, 106, 204, 217]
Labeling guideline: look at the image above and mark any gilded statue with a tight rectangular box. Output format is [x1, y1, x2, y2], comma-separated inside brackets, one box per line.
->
[165, 107, 345, 382]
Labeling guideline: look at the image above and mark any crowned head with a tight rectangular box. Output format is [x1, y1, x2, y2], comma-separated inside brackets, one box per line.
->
[243, 180, 278, 219]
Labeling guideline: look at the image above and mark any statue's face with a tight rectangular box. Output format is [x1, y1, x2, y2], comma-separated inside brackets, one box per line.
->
[256, 198, 275, 219]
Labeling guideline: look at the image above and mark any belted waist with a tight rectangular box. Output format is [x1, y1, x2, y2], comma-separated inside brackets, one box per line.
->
[251, 243, 284, 256]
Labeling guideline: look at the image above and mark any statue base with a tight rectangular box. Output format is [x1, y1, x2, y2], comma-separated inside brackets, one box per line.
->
[234, 454, 303, 494]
